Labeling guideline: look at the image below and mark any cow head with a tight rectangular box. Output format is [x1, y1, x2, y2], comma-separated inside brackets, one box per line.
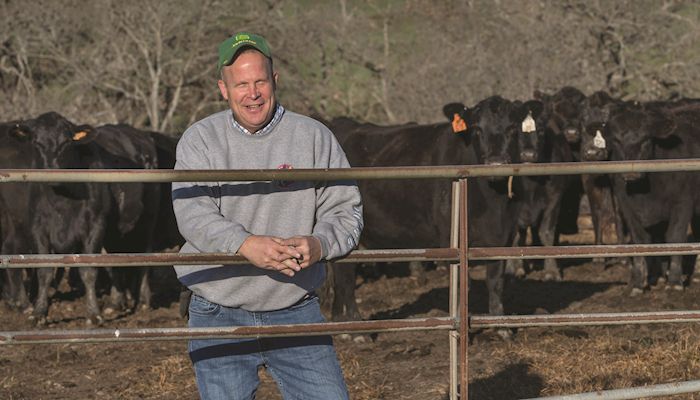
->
[510, 100, 546, 163]
[605, 102, 677, 181]
[21, 112, 95, 170]
[536, 86, 586, 145]
[446, 97, 519, 182]
[580, 91, 617, 162]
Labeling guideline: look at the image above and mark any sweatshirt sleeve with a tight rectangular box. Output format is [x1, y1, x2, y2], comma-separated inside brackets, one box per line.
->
[312, 131, 364, 260]
[171, 128, 251, 254]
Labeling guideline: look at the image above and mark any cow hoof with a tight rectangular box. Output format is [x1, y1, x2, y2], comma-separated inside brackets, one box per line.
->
[29, 314, 48, 327]
[495, 328, 514, 341]
[85, 315, 104, 327]
[666, 283, 684, 292]
[629, 287, 644, 297]
[543, 272, 562, 282]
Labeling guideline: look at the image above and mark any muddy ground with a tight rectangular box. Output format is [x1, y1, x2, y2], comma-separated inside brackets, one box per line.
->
[3, 218, 700, 399]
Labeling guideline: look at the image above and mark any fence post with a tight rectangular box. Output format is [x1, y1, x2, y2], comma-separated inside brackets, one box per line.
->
[459, 178, 469, 400]
[450, 181, 460, 400]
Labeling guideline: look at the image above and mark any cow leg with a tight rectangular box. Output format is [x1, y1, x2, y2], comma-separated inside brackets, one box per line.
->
[664, 207, 692, 291]
[408, 261, 428, 284]
[105, 267, 128, 314]
[30, 267, 56, 326]
[2, 236, 32, 312]
[612, 179, 649, 295]
[486, 260, 511, 340]
[505, 228, 527, 278]
[583, 175, 605, 267]
[485, 261, 504, 315]
[325, 262, 361, 321]
[691, 216, 700, 284]
[3, 270, 30, 312]
[137, 268, 152, 310]
[538, 190, 564, 281]
[79, 267, 102, 325]
[629, 256, 649, 296]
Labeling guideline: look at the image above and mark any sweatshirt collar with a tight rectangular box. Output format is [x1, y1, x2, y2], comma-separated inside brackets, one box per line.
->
[231, 103, 285, 136]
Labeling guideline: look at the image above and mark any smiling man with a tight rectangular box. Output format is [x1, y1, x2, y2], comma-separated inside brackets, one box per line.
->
[171, 32, 363, 400]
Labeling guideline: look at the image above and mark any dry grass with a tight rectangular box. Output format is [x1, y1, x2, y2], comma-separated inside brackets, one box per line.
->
[470, 324, 700, 399]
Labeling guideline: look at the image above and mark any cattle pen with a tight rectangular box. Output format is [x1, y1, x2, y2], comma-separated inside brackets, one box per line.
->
[3, 159, 700, 399]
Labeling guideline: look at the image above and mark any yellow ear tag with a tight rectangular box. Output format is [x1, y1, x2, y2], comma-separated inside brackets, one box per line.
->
[452, 113, 467, 133]
[72, 131, 88, 141]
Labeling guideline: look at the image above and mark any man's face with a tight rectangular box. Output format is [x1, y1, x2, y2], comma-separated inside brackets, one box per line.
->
[218, 49, 278, 133]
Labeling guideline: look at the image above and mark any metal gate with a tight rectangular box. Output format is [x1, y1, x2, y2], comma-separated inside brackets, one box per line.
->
[3, 159, 700, 399]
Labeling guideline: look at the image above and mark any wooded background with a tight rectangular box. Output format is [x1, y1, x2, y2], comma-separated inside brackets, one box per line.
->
[1, 0, 698, 135]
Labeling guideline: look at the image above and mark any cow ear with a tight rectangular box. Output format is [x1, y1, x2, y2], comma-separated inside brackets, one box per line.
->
[523, 100, 544, 118]
[533, 90, 549, 101]
[71, 125, 95, 143]
[442, 103, 466, 121]
[11, 123, 31, 142]
[443, 102, 468, 133]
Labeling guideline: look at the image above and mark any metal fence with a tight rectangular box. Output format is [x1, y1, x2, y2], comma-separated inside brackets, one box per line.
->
[3, 159, 700, 400]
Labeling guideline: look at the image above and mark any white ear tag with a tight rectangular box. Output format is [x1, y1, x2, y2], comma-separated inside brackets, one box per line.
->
[593, 130, 606, 149]
[521, 113, 536, 133]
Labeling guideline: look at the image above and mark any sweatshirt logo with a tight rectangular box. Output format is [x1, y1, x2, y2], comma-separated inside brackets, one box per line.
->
[276, 164, 294, 188]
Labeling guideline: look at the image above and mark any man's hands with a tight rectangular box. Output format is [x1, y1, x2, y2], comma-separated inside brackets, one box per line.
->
[238, 235, 322, 277]
[280, 236, 322, 268]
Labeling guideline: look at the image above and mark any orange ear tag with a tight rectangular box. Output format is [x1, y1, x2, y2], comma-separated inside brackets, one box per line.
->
[452, 113, 467, 133]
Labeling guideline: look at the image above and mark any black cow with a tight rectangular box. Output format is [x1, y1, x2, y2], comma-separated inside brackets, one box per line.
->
[579, 91, 627, 256]
[327, 96, 526, 331]
[19, 112, 111, 325]
[0, 121, 39, 312]
[506, 99, 568, 279]
[89, 124, 160, 314]
[148, 131, 185, 253]
[603, 100, 700, 293]
[532, 86, 630, 278]
[515, 87, 587, 280]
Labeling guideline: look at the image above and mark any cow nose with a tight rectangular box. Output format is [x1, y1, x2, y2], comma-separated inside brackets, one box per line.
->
[623, 172, 643, 181]
[584, 148, 603, 160]
[485, 158, 508, 166]
[564, 127, 579, 142]
[520, 150, 536, 163]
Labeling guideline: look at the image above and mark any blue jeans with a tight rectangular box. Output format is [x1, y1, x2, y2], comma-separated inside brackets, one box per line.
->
[188, 294, 349, 400]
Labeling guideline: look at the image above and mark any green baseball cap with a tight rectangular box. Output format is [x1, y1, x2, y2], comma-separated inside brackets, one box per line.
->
[218, 32, 272, 72]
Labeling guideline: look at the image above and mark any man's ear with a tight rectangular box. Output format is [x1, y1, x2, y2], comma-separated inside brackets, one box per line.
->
[272, 71, 279, 91]
[217, 78, 229, 101]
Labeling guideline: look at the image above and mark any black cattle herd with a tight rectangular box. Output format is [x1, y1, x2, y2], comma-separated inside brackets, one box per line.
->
[1, 87, 699, 328]
[0, 114, 182, 325]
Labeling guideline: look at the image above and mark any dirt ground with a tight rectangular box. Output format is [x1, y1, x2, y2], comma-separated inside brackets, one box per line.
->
[3, 218, 700, 400]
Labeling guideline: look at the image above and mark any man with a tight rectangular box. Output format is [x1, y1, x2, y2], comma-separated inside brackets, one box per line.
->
[172, 32, 363, 399]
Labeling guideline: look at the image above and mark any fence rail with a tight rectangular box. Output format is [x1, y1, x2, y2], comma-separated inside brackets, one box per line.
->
[3, 161, 700, 400]
[3, 158, 700, 182]
[4, 243, 700, 268]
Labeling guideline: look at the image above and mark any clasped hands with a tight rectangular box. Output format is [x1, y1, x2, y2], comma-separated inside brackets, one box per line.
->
[238, 235, 323, 277]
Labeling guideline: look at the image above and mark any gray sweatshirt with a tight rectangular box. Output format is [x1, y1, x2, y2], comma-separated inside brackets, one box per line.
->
[172, 108, 363, 311]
